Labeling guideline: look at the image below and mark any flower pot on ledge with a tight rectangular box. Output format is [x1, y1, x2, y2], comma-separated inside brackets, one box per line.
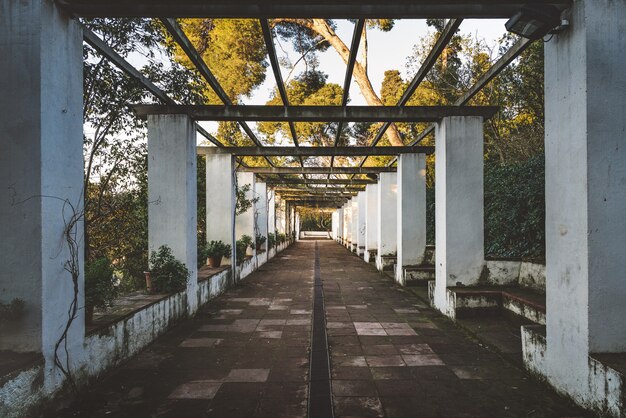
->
[208, 256, 222, 268]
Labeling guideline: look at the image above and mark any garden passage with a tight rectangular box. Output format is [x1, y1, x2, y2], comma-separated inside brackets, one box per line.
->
[1, 1, 626, 417]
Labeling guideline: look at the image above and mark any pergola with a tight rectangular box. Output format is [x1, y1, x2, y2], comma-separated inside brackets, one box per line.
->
[2, 1, 625, 417]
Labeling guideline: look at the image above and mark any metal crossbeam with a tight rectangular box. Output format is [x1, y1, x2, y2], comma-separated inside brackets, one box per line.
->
[58, 1, 570, 19]
[386, 37, 535, 166]
[240, 166, 396, 174]
[198, 146, 433, 156]
[265, 178, 375, 185]
[134, 105, 498, 122]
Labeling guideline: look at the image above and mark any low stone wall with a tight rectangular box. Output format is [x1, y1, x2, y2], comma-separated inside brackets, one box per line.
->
[485, 259, 545, 292]
[0, 241, 300, 417]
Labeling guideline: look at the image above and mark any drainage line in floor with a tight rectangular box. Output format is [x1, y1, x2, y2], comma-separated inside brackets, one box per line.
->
[308, 241, 334, 418]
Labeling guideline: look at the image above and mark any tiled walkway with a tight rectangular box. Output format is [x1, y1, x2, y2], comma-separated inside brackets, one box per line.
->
[51, 241, 585, 417]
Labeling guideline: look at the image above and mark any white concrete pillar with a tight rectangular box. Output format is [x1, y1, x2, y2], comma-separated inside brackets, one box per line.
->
[276, 195, 286, 235]
[268, 189, 276, 237]
[331, 211, 338, 240]
[364, 184, 378, 262]
[396, 153, 427, 285]
[0, 0, 84, 368]
[345, 201, 353, 248]
[337, 207, 344, 243]
[433, 116, 484, 314]
[295, 211, 301, 240]
[236, 172, 256, 256]
[357, 191, 366, 256]
[206, 153, 236, 265]
[351, 199, 359, 252]
[543, 0, 626, 402]
[148, 114, 198, 315]
[255, 181, 268, 250]
[376, 173, 398, 271]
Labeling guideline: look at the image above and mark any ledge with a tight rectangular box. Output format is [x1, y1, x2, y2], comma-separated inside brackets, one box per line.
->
[0, 351, 43, 386]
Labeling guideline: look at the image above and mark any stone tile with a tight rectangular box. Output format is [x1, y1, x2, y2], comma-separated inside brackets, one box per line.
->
[366, 355, 406, 367]
[357, 328, 387, 336]
[225, 368, 270, 382]
[285, 319, 310, 326]
[334, 356, 368, 367]
[179, 338, 223, 348]
[332, 366, 373, 380]
[362, 345, 398, 355]
[290, 309, 311, 315]
[333, 396, 385, 417]
[385, 328, 418, 336]
[168, 381, 222, 399]
[393, 308, 420, 314]
[327, 321, 354, 329]
[402, 354, 444, 367]
[370, 366, 412, 380]
[354, 322, 383, 329]
[259, 319, 286, 326]
[218, 309, 243, 315]
[255, 331, 283, 339]
[397, 343, 434, 355]
[332, 380, 378, 397]
[380, 322, 412, 330]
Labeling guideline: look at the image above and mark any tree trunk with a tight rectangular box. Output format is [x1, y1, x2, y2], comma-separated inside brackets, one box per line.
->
[304, 19, 404, 146]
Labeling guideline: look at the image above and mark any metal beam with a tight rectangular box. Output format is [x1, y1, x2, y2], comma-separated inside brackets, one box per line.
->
[385, 37, 535, 167]
[58, 1, 570, 19]
[272, 186, 366, 191]
[160, 17, 274, 170]
[368, 18, 463, 148]
[198, 146, 433, 156]
[266, 178, 375, 185]
[134, 105, 498, 122]
[240, 166, 396, 174]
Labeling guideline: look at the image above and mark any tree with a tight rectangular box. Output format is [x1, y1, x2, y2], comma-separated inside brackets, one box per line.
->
[82, 18, 205, 289]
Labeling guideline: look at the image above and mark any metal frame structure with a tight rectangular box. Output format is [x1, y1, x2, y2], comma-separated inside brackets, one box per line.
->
[72, 1, 559, 207]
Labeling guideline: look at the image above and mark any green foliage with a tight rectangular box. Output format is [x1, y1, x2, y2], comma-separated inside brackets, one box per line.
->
[255, 234, 267, 248]
[299, 210, 331, 231]
[267, 232, 276, 249]
[149, 246, 189, 294]
[0, 299, 26, 323]
[235, 240, 248, 264]
[236, 183, 260, 216]
[239, 235, 253, 248]
[205, 240, 232, 259]
[277, 233, 287, 245]
[85, 258, 117, 309]
[426, 187, 435, 245]
[484, 154, 545, 260]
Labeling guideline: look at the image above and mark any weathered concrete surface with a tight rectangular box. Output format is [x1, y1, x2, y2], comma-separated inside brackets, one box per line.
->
[364, 184, 378, 262]
[376, 173, 397, 270]
[205, 153, 235, 265]
[148, 114, 198, 315]
[0, 0, 85, 359]
[50, 241, 584, 417]
[539, 1, 626, 414]
[434, 116, 484, 314]
[396, 153, 426, 285]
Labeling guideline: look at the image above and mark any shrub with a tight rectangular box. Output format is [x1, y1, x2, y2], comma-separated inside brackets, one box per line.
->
[149, 246, 189, 293]
[255, 234, 266, 248]
[85, 257, 117, 309]
[235, 239, 248, 264]
[267, 232, 276, 249]
[484, 154, 545, 260]
[277, 233, 287, 244]
[240, 234, 253, 248]
[205, 240, 232, 259]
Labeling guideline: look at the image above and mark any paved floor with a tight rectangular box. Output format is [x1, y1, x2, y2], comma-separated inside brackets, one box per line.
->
[51, 240, 586, 417]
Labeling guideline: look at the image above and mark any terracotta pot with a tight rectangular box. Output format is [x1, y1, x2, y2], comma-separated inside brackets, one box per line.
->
[208, 256, 222, 268]
[144, 271, 153, 294]
[256, 244, 262, 251]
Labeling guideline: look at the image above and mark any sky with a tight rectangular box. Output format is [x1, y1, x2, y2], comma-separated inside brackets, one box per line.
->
[198, 18, 509, 138]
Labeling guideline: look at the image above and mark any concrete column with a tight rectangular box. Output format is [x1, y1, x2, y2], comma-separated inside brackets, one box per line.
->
[295, 211, 301, 240]
[276, 195, 286, 235]
[351, 199, 359, 252]
[344, 201, 353, 248]
[433, 116, 484, 314]
[396, 153, 427, 285]
[543, 0, 626, 402]
[236, 172, 256, 256]
[0, 0, 84, 368]
[331, 211, 338, 240]
[376, 173, 398, 271]
[337, 207, 344, 243]
[268, 189, 276, 237]
[148, 114, 198, 315]
[364, 184, 378, 262]
[206, 153, 236, 265]
[357, 191, 366, 256]
[255, 181, 268, 250]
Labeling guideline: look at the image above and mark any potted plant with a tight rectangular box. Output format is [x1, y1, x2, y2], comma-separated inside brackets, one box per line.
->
[235, 239, 248, 265]
[205, 240, 232, 268]
[239, 235, 254, 253]
[255, 234, 266, 251]
[267, 232, 276, 249]
[85, 257, 117, 324]
[149, 245, 189, 294]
